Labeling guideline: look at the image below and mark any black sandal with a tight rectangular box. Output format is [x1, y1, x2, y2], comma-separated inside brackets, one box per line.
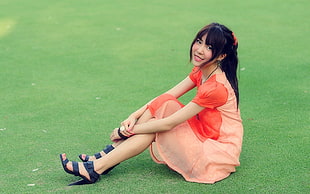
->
[78, 144, 115, 162]
[60, 155, 74, 175]
[60, 154, 100, 184]
[78, 145, 119, 175]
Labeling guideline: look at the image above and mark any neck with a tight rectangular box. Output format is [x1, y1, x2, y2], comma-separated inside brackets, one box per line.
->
[201, 63, 219, 78]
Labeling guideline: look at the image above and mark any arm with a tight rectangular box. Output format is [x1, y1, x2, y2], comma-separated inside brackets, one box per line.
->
[122, 76, 195, 129]
[131, 101, 204, 134]
[166, 76, 195, 99]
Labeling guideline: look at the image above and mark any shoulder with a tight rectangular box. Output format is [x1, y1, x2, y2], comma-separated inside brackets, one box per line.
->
[199, 75, 227, 98]
[189, 67, 201, 84]
[193, 74, 228, 108]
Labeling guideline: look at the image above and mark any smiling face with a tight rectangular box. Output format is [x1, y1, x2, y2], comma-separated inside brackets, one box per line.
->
[189, 23, 231, 69]
[191, 34, 213, 67]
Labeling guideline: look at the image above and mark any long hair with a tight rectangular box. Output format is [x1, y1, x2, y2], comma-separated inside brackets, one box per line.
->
[189, 23, 239, 105]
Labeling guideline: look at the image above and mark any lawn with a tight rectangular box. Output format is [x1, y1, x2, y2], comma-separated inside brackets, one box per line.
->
[0, 0, 309, 193]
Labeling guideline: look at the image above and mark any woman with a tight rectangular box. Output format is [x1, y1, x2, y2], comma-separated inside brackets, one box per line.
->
[60, 22, 243, 184]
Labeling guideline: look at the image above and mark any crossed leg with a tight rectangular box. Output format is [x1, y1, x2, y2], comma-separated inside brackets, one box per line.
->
[79, 108, 154, 161]
[61, 109, 156, 181]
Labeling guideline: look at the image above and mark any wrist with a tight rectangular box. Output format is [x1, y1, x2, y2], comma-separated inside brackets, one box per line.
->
[127, 127, 135, 135]
[129, 113, 138, 120]
[118, 126, 135, 140]
[117, 127, 129, 140]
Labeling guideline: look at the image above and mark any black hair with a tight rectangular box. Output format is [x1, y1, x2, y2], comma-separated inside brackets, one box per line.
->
[189, 23, 239, 105]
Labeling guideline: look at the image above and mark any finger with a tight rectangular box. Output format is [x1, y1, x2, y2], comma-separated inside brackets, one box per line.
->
[122, 131, 129, 136]
[112, 129, 118, 138]
[128, 123, 135, 130]
[124, 124, 130, 130]
[124, 130, 134, 136]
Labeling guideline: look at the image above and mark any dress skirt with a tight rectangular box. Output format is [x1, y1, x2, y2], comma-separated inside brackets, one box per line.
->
[148, 94, 241, 184]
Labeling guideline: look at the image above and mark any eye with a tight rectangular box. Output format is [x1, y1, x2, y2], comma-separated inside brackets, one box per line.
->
[206, 45, 213, 50]
[195, 39, 202, 44]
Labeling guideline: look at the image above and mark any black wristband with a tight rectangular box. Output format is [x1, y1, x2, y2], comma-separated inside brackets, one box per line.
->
[118, 128, 129, 140]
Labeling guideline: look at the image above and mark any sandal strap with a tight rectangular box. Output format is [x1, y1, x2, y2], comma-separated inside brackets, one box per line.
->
[72, 161, 80, 176]
[78, 144, 115, 163]
[88, 144, 115, 160]
[62, 158, 69, 166]
[103, 145, 115, 154]
[83, 161, 99, 183]
[94, 152, 101, 159]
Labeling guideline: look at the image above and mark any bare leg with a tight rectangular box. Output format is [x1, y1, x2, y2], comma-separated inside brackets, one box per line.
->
[62, 109, 156, 180]
[80, 109, 154, 161]
[61, 133, 155, 180]
[79, 140, 124, 161]
[94, 133, 155, 174]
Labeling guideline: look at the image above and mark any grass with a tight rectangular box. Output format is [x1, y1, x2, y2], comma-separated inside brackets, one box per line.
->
[0, 0, 309, 193]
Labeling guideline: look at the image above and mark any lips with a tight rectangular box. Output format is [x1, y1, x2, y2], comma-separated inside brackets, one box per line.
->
[193, 54, 204, 62]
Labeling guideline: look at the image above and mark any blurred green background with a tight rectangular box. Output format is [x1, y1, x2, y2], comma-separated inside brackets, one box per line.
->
[0, 0, 309, 193]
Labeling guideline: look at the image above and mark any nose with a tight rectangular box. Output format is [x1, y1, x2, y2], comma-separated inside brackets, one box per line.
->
[197, 45, 204, 54]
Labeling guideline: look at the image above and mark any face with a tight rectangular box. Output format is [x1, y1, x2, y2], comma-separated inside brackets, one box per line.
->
[191, 34, 213, 67]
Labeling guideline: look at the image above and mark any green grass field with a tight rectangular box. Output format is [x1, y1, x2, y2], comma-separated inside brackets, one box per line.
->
[0, 0, 309, 193]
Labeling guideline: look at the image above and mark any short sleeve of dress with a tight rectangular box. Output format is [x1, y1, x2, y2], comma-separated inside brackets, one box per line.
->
[189, 67, 200, 86]
[192, 77, 228, 109]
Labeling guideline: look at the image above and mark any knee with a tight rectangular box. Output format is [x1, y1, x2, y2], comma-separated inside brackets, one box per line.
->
[136, 133, 156, 142]
[146, 133, 156, 140]
[160, 100, 183, 117]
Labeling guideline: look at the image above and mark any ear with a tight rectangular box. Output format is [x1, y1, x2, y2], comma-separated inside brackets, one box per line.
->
[218, 54, 226, 61]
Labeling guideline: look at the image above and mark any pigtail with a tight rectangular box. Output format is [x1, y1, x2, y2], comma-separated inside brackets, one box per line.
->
[189, 23, 240, 106]
[220, 30, 239, 106]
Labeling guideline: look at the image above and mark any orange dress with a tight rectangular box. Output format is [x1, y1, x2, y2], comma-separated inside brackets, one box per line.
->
[148, 67, 243, 184]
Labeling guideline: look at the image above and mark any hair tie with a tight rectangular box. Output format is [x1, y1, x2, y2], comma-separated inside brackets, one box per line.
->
[118, 127, 129, 140]
[232, 32, 238, 46]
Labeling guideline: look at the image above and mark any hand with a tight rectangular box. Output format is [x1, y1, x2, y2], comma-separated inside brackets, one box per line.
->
[110, 126, 134, 142]
[110, 128, 122, 142]
[121, 115, 137, 131]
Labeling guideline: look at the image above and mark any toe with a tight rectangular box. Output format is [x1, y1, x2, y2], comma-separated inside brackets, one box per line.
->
[61, 153, 67, 161]
[80, 154, 86, 160]
[61, 154, 73, 171]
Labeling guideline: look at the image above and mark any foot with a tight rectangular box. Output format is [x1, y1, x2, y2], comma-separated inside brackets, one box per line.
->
[60, 153, 99, 183]
[79, 151, 105, 162]
[78, 145, 119, 175]
[79, 144, 115, 162]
